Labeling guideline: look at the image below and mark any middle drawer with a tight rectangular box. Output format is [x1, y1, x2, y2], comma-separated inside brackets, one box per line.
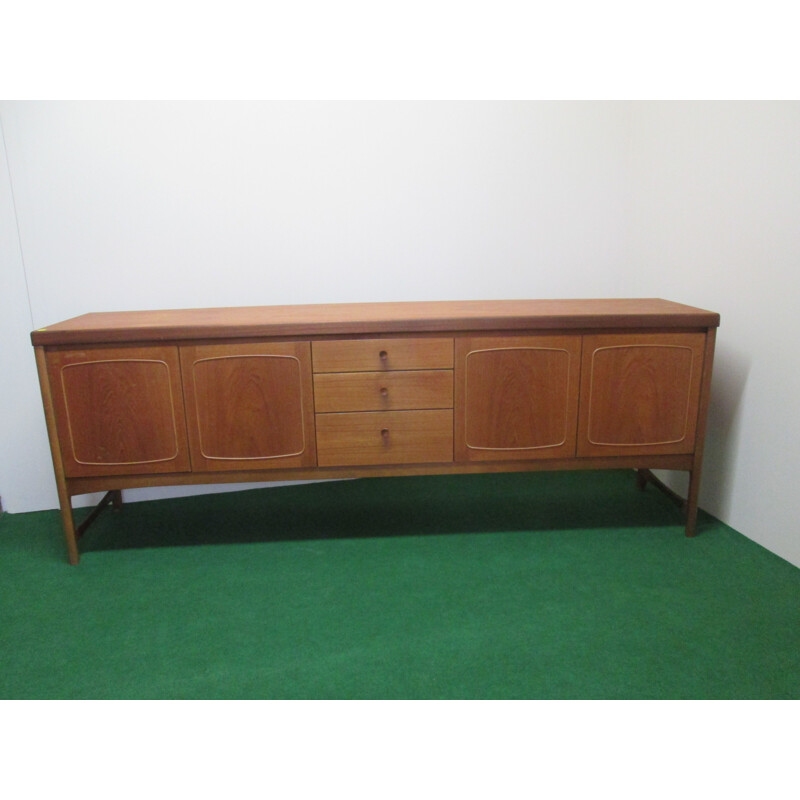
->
[314, 370, 453, 413]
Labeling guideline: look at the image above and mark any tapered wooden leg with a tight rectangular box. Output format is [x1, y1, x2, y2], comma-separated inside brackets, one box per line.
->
[56, 485, 80, 565]
[684, 328, 716, 538]
[635, 468, 648, 491]
[111, 489, 123, 510]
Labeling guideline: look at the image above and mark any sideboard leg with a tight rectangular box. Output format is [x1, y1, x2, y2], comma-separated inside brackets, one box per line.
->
[111, 489, 123, 510]
[637, 466, 702, 537]
[57, 487, 80, 565]
[685, 328, 716, 538]
[636, 468, 686, 510]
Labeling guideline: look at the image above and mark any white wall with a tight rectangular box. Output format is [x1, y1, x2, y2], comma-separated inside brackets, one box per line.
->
[0, 115, 59, 513]
[626, 101, 800, 568]
[2, 101, 633, 323]
[0, 100, 631, 507]
[2, 101, 799, 568]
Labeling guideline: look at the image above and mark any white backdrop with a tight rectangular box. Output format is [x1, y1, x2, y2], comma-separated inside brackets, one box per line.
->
[2, 101, 799, 567]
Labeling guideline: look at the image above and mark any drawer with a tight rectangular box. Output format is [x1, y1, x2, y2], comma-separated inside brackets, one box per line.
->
[314, 370, 453, 413]
[316, 409, 453, 466]
[312, 338, 453, 373]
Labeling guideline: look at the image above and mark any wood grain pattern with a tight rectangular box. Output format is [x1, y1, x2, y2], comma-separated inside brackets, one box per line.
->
[316, 410, 453, 467]
[455, 336, 581, 462]
[312, 337, 453, 373]
[181, 342, 316, 471]
[577, 333, 705, 457]
[31, 299, 720, 346]
[45, 346, 190, 478]
[314, 370, 453, 413]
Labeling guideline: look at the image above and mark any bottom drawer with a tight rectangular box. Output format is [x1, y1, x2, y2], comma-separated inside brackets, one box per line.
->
[316, 410, 453, 467]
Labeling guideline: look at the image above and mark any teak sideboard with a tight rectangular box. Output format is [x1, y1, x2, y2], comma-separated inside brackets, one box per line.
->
[31, 299, 720, 564]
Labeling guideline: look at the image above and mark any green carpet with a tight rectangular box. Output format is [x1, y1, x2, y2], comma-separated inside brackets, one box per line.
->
[1, 470, 799, 699]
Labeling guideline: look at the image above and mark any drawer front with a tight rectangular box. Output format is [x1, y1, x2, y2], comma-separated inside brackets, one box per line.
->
[312, 338, 453, 373]
[314, 370, 453, 413]
[316, 410, 454, 466]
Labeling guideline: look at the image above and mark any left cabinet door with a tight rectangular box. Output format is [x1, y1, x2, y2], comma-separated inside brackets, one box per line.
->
[46, 346, 191, 478]
[181, 342, 317, 472]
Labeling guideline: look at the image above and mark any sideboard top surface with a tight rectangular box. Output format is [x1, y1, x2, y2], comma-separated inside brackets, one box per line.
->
[31, 298, 720, 346]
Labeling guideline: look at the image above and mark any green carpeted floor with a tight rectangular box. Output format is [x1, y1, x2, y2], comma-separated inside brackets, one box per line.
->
[1, 470, 799, 699]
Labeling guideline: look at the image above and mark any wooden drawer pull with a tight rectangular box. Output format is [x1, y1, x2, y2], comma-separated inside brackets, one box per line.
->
[381, 428, 390, 442]
[379, 350, 388, 361]
[380, 387, 389, 397]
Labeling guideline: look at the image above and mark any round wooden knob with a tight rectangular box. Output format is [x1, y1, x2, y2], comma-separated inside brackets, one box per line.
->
[380, 387, 389, 397]
[379, 350, 388, 361]
[380, 428, 390, 441]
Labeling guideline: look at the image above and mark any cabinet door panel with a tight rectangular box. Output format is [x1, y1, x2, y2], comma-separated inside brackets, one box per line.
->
[577, 332, 705, 456]
[181, 342, 316, 471]
[455, 336, 581, 462]
[46, 346, 190, 478]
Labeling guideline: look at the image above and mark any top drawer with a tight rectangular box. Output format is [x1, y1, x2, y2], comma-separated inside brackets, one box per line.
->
[312, 338, 453, 373]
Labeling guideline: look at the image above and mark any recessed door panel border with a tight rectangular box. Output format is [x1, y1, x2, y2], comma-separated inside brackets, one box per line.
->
[46, 346, 191, 478]
[577, 332, 706, 457]
[455, 335, 582, 462]
[180, 341, 317, 472]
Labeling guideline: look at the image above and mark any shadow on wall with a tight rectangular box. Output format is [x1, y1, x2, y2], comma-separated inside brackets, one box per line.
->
[650, 339, 749, 517]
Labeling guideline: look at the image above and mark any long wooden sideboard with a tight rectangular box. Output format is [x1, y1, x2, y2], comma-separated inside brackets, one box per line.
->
[31, 299, 720, 564]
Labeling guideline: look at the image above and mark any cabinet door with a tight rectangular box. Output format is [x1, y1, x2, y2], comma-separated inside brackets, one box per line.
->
[46, 346, 191, 478]
[455, 336, 581, 462]
[577, 332, 706, 457]
[181, 342, 316, 471]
